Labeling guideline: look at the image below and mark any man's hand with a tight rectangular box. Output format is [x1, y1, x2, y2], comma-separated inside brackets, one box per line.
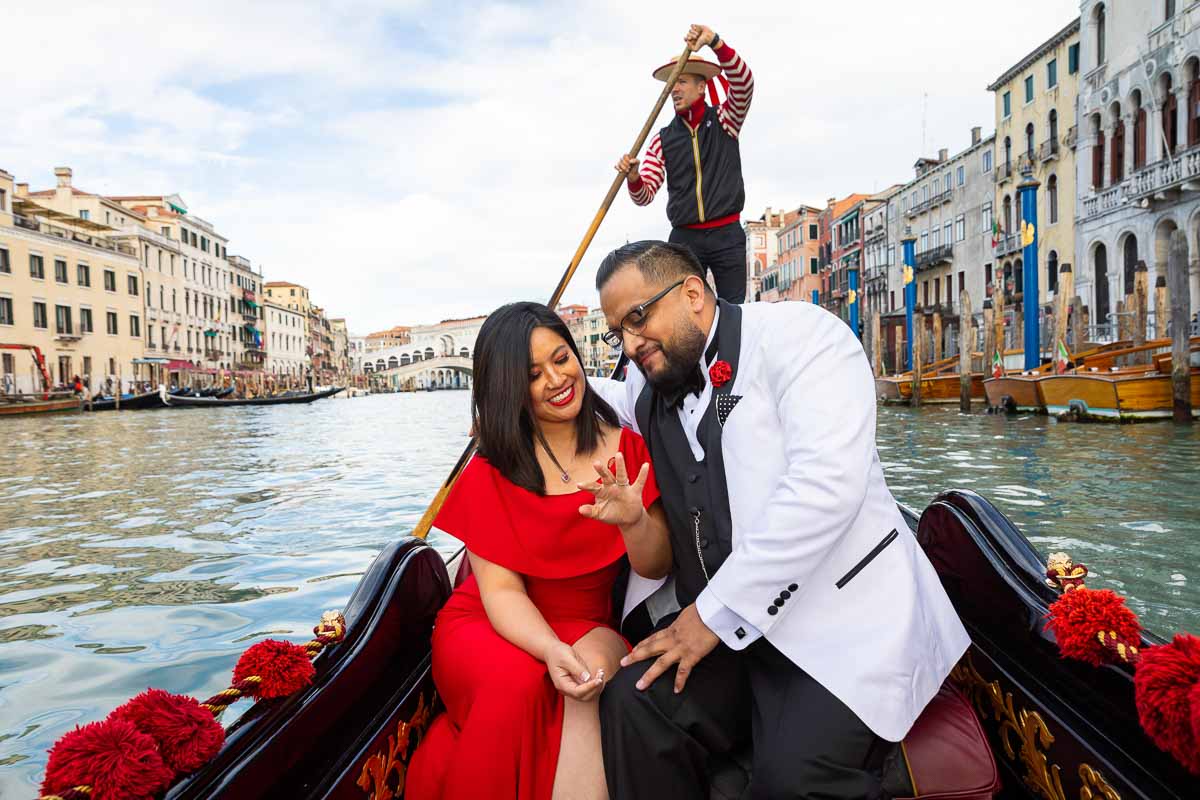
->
[685, 24, 717, 52]
[615, 154, 640, 183]
[620, 603, 719, 694]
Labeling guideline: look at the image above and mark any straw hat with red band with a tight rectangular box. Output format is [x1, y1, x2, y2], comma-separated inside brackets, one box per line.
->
[651, 56, 731, 106]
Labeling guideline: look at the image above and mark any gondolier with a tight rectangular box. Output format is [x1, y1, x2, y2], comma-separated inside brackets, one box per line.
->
[615, 24, 753, 303]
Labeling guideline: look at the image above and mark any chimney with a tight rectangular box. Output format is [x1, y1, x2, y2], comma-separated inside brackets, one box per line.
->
[54, 167, 72, 188]
[827, 196, 836, 209]
[16, 183, 28, 197]
[938, 148, 949, 161]
[971, 126, 982, 146]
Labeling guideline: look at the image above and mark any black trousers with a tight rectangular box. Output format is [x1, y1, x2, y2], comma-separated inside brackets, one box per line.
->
[669, 223, 747, 303]
[600, 614, 893, 800]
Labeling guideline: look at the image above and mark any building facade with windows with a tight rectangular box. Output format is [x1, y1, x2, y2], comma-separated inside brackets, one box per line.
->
[1075, 0, 1200, 335]
[112, 195, 236, 371]
[744, 207, 786, 301]
[264, 300, 309, 377]
[988, 17, 1081, 340]
[762, 206, 822, 303]
[0, 169, 145, 393]
[227, 254, 265, 372]
[863, 186, 901, 320]
[882, 128, 996, 369]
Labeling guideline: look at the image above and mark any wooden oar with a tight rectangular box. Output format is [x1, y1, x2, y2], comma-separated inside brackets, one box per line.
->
[412, 44, 696, 540]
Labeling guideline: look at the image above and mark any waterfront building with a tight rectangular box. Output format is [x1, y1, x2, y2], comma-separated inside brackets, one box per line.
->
[988, 17, 1081, 344]
[263, 299, 309, 377]
[817, 194, 869, 317]
[309, 305, 334, 384]
[743, 207, 786, 301]
[329, 318, 351, 380]
[559, 305, 617, 376]
[227, 255, 265, 373]
[111, 194, 237, 371]
[1075, 1, 1200, 333]
[863, 186, 901, 321]
[23, 167, 188, 383]
[885, 128, 997, 365]
[0, 169, 145, 393]
[824, 193, 876, 321]
[363, 325, 411, 353]
[264, 281, 311, 315]
[348, 335, 367, 374]
[761, 206, 823, 303]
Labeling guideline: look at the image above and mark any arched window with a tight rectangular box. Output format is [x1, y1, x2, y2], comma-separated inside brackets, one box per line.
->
[1048, 109, 1059, 155]
[424, 347, 435, 360]
[1004, 136, 1012, 171]
[1094, 243, 1110, 324]
[1047, 250, 1059, 294]
[460, 347, 469, 358]
[1048, 174, 1059, 224]
[388, 356, 399, 369]
[1092, 114, 1106, 189]
[1123, 234, 1139, 295]
[400, 354, 410, 366]
[1013, 258, 1024, 296]
[412, 351, 422, 362]
[375, 359, 386, 371]
[1187, 58, 1200, 146]
[1002, 195, 1013, 234]
[1162, 74, 1179, 155]
[1167, 0, 1177, 21]
[1134, 94, 1148, 168]
[1096, 4, 1106, 66]
[1025, 123, 1035, 159]
[1111, 114, 1125, 182]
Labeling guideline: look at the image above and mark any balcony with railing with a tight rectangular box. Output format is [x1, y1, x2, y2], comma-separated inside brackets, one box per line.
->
[1124, 143, 1200, 203]
[993, 163, 1014, 184]
[10, 215, 138, 258]
[864, 224, 887, 243]
[914, 243, 953, 271]
[1038, 138, 1059, 162]
[995, 233, 1022, 257]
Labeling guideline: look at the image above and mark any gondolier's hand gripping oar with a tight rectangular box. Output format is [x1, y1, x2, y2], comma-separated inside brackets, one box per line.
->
[411, 43, 695, 540]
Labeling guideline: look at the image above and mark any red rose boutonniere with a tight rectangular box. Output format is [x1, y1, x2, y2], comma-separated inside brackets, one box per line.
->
[709, 360, 733, 388]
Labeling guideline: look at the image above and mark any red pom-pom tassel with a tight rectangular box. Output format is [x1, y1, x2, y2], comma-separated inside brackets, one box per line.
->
[1045, 587, 1142, 667]
[234, 639, 315, 699]
[41, 718, 174, 800]
[1134, 633, 1200, 776]
[110, 688, 225, 774]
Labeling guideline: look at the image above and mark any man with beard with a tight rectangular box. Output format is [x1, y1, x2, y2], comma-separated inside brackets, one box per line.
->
[614, 24, 752, 303]
[588, 240, 969, 798]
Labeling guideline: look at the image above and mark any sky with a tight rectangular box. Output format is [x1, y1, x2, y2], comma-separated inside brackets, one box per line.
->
[2, 0, 1081, 334]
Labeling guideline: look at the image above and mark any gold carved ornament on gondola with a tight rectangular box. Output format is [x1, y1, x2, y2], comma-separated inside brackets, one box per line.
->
[1042, 553, 1200, 777]
[356, 692, 433, 800]
[36, 611, 347, 800]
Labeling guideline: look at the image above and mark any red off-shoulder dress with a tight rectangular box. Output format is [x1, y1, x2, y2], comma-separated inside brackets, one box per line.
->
[406, 427, 659, 800]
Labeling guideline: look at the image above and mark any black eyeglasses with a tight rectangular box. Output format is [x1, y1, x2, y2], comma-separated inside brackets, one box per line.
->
[600, 279, 686, 349]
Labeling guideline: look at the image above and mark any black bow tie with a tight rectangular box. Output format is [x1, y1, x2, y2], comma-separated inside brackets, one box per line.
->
[665, 365, 706, 410]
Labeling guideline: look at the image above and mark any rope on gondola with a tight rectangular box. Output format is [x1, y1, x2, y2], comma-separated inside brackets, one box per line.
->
[1043, 553, 1200, 776]
[37, 611, 346, 800]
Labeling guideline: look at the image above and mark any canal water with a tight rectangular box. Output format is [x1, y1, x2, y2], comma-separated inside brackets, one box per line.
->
[1, 392, 1197, 793]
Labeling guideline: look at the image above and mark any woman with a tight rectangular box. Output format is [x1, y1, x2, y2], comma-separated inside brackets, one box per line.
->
[407, 302, 672, 800]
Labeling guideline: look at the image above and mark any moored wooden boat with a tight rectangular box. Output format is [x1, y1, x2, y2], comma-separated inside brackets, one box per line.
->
[161, 386, 344, 407]
[0, 393, 80, 416]
[86, 389, 168, 411]
[982, 373, 1043, 412]
[1038, 369, 1200, 421]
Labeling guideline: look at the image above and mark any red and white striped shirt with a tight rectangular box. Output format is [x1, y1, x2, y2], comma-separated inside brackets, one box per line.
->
[628, 41, 754, 216]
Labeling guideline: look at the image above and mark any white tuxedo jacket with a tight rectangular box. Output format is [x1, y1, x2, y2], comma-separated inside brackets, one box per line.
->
[592, 300, 969, 742]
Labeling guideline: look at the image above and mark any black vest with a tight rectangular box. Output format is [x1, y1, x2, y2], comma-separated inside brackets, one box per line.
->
[635, 302, 742, 607]
[661, 106, 746, 229]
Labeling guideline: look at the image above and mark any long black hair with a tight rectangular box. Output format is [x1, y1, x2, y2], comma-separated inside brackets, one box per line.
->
[472, 301, 619, 495]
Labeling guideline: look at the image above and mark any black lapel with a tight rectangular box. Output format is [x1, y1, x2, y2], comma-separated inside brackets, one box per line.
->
[699, 301, 742, 446]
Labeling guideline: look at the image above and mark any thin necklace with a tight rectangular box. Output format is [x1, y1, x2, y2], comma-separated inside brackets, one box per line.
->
[537, 434, 573, 484]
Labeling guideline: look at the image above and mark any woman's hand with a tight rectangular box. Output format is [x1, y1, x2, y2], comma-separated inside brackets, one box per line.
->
[577, 452, 650, 528]
[544, 641, 606, 701]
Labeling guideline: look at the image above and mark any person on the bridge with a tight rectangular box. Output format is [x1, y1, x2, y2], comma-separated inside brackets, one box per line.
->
[615, 24, 753, 303]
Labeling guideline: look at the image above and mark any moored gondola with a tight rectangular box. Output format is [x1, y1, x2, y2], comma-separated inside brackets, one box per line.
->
[160, 386, 344, 407]
[85, 389, 168, 411]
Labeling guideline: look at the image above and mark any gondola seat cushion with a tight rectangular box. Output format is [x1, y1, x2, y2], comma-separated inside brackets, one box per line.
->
[708, 682, 999, 799]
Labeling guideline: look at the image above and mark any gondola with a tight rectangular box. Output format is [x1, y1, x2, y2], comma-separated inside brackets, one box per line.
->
[85, 389, 167, 411]
[160, 386, 344, 407]
[120, 489, 1191, 800]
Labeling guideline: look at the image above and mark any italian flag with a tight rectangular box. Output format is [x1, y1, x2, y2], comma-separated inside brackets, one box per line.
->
[992, 349, 1004, 379]
[1055, 339, 1071, 374]
[991, 219, 1001, 248]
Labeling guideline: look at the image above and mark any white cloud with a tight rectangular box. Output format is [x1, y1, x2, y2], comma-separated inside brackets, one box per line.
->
[1, 0, 1080, 333]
